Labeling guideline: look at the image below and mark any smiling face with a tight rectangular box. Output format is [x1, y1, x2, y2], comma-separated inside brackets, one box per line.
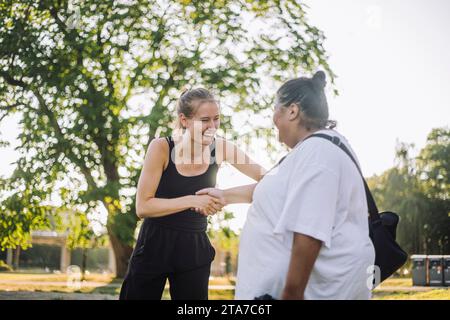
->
[179, 101, 220, 146]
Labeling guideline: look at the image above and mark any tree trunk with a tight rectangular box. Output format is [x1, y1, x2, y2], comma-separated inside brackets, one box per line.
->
[81, 249, 87, 281]
[13, 246, 21, 270]
[101, 133, 149, 278]
[108, 231, 133, 278]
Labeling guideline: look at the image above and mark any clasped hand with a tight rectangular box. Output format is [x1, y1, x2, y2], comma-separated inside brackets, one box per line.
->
[191, 188, 226, 216]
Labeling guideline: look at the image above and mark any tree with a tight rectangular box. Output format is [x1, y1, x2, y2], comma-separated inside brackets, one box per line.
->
[415, 127, 450, 254]
[368, 127, 450, 256]
[0, 0, 333, 277]
[207, 210, 240, 276]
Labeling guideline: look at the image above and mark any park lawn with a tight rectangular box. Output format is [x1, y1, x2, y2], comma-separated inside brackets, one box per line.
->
[0, 272, 115, 283]
[0, 272, 121, 296]
[162, 289, 234, 300]
[209, 276, 236, 286]
[0, 283, 117, 294]
[0, 272, 235, 299]
[1, 273, 448, 300]
[0, 272, 233, 285]
[0, 283, 233, 299]
[372, 277, 450, 300]
[378, 277, 413, 287]
[373, 289, 450, 300]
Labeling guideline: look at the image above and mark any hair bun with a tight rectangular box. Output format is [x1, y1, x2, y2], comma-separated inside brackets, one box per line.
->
[180, 87, 189, 97]
[312, 71, 326, 89]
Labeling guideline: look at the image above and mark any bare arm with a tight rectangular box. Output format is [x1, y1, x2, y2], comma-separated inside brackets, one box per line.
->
[195, 183, 257, 208]
[223, 183, 257, 204]
[217, 138, 267, 181]
[194, 139, 264, 213]
[282, 233, 322, 300]
[136, 138, 224, 219]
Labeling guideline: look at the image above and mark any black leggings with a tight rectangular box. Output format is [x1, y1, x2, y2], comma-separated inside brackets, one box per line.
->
[119, 221, 215, 300]
[119, 264, 211, 300]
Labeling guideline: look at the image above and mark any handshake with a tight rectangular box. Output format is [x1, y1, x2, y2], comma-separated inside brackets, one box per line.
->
[191, 188, 226, 216]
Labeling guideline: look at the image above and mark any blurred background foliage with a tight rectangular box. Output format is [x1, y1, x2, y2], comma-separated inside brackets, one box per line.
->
[0, 0, 333, 276]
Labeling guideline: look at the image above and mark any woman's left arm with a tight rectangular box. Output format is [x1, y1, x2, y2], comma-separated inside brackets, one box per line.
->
[217, 138, 267, 181]
[282, 233, 322, 300]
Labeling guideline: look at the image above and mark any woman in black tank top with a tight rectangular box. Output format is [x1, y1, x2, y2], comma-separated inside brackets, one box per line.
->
[119, 88, 266, 300]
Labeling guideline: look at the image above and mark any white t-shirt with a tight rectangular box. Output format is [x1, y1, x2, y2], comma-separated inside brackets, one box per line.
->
[235, 129, 376, 300]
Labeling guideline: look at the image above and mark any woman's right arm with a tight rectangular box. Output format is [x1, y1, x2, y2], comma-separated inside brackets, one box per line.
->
[136, 138, 223, 219]
[196, 183, 257, 206]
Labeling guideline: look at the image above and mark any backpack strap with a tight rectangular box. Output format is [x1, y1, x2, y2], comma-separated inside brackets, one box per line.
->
[303, 133, 381, 222]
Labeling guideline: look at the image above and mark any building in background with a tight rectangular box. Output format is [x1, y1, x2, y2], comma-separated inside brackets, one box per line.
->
[0, 231, 116, 275]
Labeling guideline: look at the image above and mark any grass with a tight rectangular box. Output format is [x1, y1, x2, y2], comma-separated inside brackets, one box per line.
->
[372, 277, 450, 300]
[378, 278, 413, 287]
[0, 283, 118, 294]
[209, 276, 236, 286]
[373, 289, 450, 300]
[161, 289, 234, 300]
[1, 272, 448, 300]
[0, 272, 121, 296]
[0, 272, 235, 299]
[0, 272, 115, 283]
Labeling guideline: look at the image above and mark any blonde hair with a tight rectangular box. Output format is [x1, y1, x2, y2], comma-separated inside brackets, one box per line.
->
[175, 88, 216, 129]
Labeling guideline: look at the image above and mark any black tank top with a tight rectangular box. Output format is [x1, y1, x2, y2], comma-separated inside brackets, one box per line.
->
[149, 136, 219, 232]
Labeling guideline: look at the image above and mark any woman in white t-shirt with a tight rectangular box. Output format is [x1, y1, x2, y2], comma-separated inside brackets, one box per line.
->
[196, 71, 376, 300]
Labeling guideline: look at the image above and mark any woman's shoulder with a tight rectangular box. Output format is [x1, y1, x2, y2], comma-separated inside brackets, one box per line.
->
[300, 130, 346, 152]
[148, 137, 170, 151]
[292, 132, 344, 171]
[145, 137, 170, 169]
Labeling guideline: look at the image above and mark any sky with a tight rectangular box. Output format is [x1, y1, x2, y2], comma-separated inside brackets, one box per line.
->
[220, 0, 450, 231]
[1, 0, 449, 233]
